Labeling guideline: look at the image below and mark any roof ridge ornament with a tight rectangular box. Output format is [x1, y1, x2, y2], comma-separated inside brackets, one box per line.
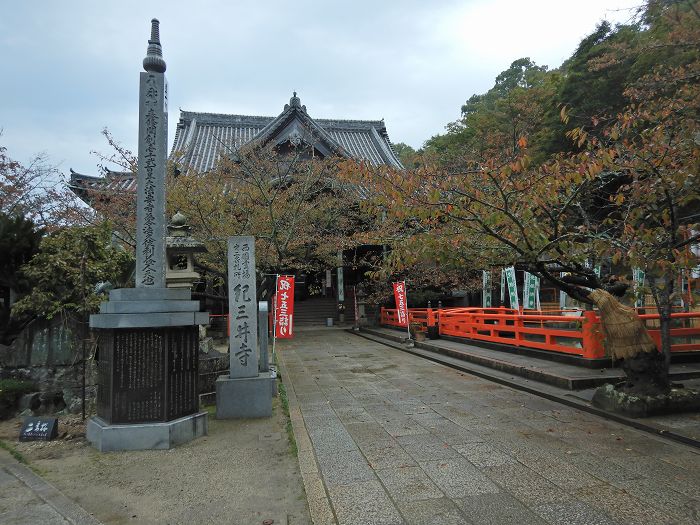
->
[143, 18, 167, 73]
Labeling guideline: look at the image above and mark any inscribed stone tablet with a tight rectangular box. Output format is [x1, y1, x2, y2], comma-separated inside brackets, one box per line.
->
[19, 417, 58, 441]
[228, 236, 258, 378]
[135, 71, 168, 288]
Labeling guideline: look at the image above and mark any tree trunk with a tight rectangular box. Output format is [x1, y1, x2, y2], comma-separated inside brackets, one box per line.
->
[588, 289, 670, 395]
[659, 306, 673, 373]
[655, 275, 674, 372]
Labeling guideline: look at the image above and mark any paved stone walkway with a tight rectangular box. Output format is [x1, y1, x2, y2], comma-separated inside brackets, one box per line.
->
[278, 329, 700, 525]
[0, 449, 101, 525]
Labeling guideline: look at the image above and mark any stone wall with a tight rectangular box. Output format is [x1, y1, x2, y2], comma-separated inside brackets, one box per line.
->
[0, 317, 96, 416]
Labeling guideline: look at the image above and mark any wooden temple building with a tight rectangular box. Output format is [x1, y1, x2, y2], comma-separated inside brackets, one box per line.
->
[70, 92, 402, 195]
[69, 93, 404, 324]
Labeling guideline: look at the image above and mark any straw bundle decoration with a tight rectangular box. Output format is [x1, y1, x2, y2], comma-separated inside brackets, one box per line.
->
[589, 288, 657, 360]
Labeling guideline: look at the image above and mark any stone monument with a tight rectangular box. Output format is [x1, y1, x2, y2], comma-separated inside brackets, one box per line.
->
[215, 236, 273, 418]
[86, 19, 209, 451]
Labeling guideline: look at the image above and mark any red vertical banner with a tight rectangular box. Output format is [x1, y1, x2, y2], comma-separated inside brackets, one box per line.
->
[393, 281, 409, 327]
[275, 275, 295, 339]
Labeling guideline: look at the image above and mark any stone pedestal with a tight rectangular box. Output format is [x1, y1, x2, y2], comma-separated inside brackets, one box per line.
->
[215, 373, 273, 418]
[87, 412, 208, 452]
[87, 288, 209, 451]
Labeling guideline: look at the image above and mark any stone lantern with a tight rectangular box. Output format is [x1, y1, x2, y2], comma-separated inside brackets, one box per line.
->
[165, 211, 207, 289]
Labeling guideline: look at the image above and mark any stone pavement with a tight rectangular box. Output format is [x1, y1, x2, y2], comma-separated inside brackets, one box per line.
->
[357, 327, 700, 444]
[0, 449, 101, 525]
[277, 328, 700, 525]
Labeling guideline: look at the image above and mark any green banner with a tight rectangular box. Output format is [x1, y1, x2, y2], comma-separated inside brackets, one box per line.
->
[505, 266, 519, 310]
[523, 272, 539, 310]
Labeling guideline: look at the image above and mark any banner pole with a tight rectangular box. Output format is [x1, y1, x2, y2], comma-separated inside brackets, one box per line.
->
[404, 281, 411, 341]
[353, 285, 359, 331]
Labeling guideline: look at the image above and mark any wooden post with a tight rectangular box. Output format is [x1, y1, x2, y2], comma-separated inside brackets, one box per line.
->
[581, 310, 605, 359]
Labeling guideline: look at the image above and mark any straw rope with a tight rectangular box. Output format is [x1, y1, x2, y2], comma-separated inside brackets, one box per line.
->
[589, 288, 657, 360]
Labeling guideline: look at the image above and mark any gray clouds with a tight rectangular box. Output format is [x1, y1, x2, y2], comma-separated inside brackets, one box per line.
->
[0, 0, 638, 173]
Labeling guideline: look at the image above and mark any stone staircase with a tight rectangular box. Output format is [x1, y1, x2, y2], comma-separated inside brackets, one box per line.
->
[293, 297, 338, 326]
[293, 295, 357, 325]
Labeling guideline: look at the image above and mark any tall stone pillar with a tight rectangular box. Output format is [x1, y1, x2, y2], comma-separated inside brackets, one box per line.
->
[86, 20, 209, 452]
[135, 21, 168, 289]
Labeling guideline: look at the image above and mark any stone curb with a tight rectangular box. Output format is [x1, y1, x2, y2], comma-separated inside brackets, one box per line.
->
[349, 329, 700, 451]
[276, 352, 338, 525]
[0, 452, 103, 525]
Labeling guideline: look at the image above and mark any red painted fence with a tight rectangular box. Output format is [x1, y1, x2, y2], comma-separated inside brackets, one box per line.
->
[380, 306, 700, 359]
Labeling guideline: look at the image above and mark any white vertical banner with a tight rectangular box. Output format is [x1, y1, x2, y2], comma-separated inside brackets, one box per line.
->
[337, 250, 344, 303]
[482, 270, 492, 307]
[559, 272, 568, 309]
[505, 266, 519, 310]
[680, 270, 686, 308]
[633, 268, 645, 308]
[500, 269, 506, 303]
[523, 272, 539, 310]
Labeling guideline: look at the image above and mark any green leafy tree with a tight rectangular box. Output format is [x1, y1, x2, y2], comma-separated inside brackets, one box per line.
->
[345, 0, 700, 395]
[391, 142, 418, 168]
[425, 58, 559, 165]
[167, 139, 372, 300]
[11, 223, 134, 322]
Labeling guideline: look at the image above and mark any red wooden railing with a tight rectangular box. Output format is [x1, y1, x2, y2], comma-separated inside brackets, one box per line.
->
[380, 306, 700, 359]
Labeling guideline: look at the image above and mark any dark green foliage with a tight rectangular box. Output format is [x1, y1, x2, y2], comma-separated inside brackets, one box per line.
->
[0, 213, 44, 291]
[392, 142, 418, 168]
[424, 3, 700, 160]
[0, 214, 44, 343]
[426, 57, 559, 164]
[0, 379, 35, 420]
[543, 22, 641, 153]
[11, 223, 134, 321]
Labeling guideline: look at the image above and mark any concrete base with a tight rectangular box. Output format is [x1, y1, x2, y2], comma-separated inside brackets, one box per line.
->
[86, 412, 208, 452]
[270, 369, 278, 397]
[216, 373, 272, 419]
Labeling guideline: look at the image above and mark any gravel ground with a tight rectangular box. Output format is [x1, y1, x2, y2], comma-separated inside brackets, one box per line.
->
[0, 400, 311, 525]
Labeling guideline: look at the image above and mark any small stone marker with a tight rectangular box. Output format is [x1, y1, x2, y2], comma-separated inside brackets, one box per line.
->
[19, 416, 58, 442]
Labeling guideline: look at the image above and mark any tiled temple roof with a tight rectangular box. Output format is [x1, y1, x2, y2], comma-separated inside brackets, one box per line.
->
[69, 93, 403, 200]
[68, 168, 136, 198]
[172, 93, 403, 172]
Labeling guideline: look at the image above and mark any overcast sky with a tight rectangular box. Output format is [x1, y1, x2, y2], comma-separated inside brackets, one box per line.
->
[0, 0, 640, 175]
